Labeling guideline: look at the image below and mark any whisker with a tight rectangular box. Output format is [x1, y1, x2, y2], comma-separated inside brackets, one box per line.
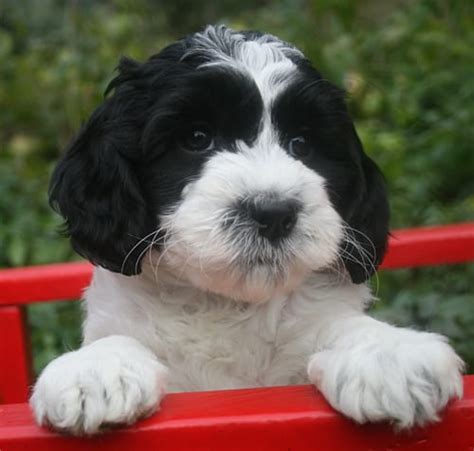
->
[121, 228, 167, 274]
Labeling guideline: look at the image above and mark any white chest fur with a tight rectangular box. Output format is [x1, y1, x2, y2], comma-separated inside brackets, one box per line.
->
[82, 267, 370, 392]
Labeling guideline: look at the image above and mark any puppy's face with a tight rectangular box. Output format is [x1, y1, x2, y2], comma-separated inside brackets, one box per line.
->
[50, 26, 389, 302]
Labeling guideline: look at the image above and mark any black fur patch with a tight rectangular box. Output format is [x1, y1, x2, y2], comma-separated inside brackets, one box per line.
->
[50, 36, 263, 275]
[272, 70, 389, 282]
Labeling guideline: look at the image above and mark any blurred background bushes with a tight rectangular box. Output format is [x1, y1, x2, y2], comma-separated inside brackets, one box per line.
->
[0, 0, 473, 373]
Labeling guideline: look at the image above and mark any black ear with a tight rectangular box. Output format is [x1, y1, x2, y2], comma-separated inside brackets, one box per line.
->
[49, 60, 156, 275]
[342, 129, 390, 284]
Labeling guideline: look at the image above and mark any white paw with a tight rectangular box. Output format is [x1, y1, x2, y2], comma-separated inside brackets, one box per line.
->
[30, 335, 168, 435]
[308, 330, 464, 429]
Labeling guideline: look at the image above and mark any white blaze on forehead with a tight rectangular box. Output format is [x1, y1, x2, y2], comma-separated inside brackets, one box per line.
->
[186, 25, 301, 106]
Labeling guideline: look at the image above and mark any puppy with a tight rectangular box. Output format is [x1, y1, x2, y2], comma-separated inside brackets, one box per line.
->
[31, 25, 464, 435]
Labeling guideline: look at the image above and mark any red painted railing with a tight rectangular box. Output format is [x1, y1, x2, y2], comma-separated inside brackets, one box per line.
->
[0, 222, 473, 450]
[1, 380, 474, 451]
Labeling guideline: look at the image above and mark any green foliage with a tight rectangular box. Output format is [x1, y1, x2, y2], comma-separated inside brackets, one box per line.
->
[28, 301, 82, 374]
[0, 0, 472, 373]
[373, 265, 474, 373]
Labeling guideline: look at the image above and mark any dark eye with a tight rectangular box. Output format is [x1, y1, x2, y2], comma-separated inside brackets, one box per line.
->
[181, 126, 214, 152]
[288, 136, 311, 159]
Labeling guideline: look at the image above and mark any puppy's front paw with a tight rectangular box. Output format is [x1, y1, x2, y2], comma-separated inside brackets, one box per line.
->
[30, 336, 168, 435]
[308, 331, 464, 429]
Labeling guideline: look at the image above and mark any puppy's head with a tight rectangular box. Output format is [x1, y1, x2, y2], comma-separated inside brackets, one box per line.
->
[50, 25, 389, 302]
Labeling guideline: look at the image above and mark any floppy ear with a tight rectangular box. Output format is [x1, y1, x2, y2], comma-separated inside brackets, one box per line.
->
[49, 61, 156, 275]
[342, 129, 390, 284]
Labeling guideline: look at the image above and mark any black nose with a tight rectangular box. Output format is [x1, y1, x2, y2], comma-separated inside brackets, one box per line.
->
[245, 199, 299, 241]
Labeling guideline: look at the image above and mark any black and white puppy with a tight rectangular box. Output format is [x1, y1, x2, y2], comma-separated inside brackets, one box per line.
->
[31, 25, 463, 435]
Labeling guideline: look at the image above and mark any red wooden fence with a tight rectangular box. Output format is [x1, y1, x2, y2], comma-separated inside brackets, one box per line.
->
[0, 222, 473, 450]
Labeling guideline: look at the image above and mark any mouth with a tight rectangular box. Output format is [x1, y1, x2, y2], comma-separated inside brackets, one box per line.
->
[244, 251, 289, 268]
[231, 232, 294, 268]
